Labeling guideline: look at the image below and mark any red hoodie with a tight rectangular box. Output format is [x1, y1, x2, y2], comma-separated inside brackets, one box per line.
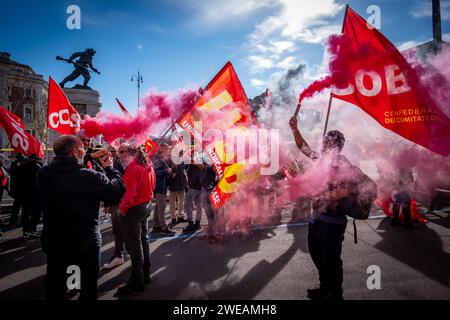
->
[119, 159, 156, 215]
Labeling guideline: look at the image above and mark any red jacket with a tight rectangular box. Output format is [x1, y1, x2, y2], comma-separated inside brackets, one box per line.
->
[119, 160, 156, 215]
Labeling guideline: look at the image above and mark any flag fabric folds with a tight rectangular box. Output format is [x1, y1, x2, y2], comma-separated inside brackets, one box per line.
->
[332, 6, 450, 156]
[48, 77, 81, 135]
[0, 105, 44, 158]
[177, 62, 258, 208]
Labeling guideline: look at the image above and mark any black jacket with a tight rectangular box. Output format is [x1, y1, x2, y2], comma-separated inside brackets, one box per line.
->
[8, 157, 25, 198]
[153, 155, 171, 194]
[84, 148, 104, 172]
[16, 156, 43, 197]
[169, 162, 187, 192]
[200, 165, 218, 191]
[186, 164, 203, 190]
[37, 157, 125, 254]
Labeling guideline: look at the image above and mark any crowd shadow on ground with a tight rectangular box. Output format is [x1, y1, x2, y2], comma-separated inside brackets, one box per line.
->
[373, 214, 450, 288]
[0, 236, 47, 299]
[98, 221, 308, 300]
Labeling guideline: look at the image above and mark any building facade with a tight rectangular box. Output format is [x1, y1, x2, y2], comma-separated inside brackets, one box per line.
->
[0, 52, 48, 150]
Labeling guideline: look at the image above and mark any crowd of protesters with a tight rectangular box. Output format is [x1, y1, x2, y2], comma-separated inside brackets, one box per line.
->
[0, 113, 430, 301]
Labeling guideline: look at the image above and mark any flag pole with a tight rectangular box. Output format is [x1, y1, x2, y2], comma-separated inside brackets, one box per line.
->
[323, 94, 333, 137]
[322, 4, 348, 137]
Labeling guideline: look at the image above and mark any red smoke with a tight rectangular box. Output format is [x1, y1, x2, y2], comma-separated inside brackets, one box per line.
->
[298, 34, 381, 104]
[82, 89, 200, 143]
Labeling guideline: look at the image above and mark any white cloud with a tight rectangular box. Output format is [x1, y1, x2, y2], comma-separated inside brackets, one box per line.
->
[248, 55, 275, 73]
[249, 0, 343, 44]
[136, 44, 144, 52]
[410, 0, 450, 21]
[276, 56, 297, 69]
[183, 0, 276, 26]
[397, 40, 424, 51]
[244, 0, 343, 88]
[250, 78, 267, 89]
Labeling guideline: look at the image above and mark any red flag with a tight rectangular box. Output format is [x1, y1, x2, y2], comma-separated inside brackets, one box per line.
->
[0, 106, 43, 158]
[144, 137, 159, 157]
[109, 139, 121, 150]
[177, 62, 259, 208]
[331, 6, 450, 156]
[115, 98, 132, 117]
[0, 108, 24, 129]
[48, 77, 81, 135]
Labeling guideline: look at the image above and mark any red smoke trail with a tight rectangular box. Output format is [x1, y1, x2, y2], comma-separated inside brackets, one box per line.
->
[298, 34, 381, 104]
[82, 89, 200, 143]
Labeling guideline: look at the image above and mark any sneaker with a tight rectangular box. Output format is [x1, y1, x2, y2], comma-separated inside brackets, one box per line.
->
[307, 286, 326, 300]
[160, 229, 176, 236]
[171, 218, 178, 225]
[184, 220, 200, 232]
[152, 226, 161, 233]
[116, 283, 145, 295]
[177, 217, 187, 223]
[103, 256, 125, 269]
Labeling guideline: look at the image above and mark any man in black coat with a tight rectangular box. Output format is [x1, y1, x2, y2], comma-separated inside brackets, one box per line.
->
[8, 153, 25, 225]
[17, 153, 43, 237]
[37, 135, 125, 300]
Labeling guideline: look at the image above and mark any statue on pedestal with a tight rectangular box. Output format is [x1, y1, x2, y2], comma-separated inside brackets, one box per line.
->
[56, 48, 100, 89]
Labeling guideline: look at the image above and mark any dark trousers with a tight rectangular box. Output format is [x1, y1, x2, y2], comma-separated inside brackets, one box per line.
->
[10, 197, 22, 224]
[45, 244, 100, 300]
[308, 219, 346, 295]
[120, 203, 151, 287]
[111, 205, 125, 258]
[21, 196, 41, 232]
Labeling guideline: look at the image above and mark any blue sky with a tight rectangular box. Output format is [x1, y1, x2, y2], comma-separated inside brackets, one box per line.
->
[1, 0, 449, 114]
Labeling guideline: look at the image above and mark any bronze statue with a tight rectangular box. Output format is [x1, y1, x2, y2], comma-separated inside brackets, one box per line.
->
[56, 48, 100, 89]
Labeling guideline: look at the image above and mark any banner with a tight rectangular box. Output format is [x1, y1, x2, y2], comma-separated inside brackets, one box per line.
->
[144, 137, 159, 157]
[177, 62, 259, 208]
[48, 77, 81, 135]
[0, 106, 43, 158]
[332, 6, 450, 156]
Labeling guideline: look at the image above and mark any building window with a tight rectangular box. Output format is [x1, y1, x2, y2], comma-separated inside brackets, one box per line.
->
[25, 88, 32, 98]
[24, 105, 33, 122]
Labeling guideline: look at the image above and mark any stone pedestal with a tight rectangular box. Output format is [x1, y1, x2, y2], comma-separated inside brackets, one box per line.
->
[48, 88, 102, 147]
[63, 88, 102, 117]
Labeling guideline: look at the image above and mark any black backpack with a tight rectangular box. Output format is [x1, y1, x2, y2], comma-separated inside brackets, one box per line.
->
[344, 166, 378, 243]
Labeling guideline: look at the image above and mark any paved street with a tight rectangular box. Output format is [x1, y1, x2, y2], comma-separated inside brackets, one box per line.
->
[0, 206, 449, 300]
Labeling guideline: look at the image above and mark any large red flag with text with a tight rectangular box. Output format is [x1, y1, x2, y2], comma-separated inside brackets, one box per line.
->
[48, 77, 81, 135]
[0, 106, 43, 158]
[332, 6, 450, 156]
[177, 62, 259, 208]
[0, 108, 23, 129]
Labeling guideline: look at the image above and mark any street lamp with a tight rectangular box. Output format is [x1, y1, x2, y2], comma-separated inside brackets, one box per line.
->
[131, 70, 143, 109]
